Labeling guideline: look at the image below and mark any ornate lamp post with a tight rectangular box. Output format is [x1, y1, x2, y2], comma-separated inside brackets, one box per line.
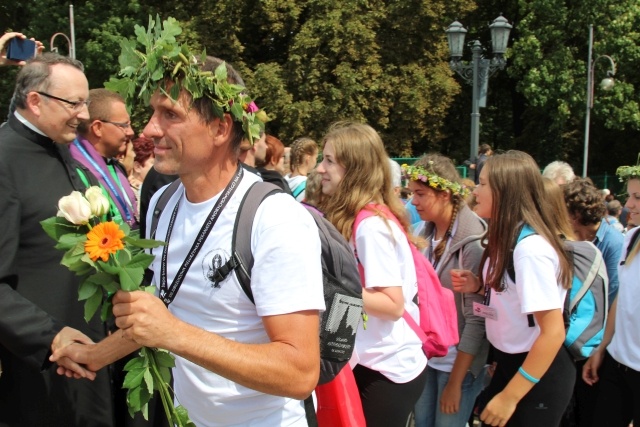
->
[446, 15, 512, 161]
[583, 24, 616, 178]
[50, 4, 76, 59]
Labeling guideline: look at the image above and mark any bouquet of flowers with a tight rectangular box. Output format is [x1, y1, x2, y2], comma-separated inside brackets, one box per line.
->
[41, 186, 194, 427]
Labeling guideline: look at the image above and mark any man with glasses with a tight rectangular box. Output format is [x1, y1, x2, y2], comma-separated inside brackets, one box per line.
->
[0, 53, 119, 426]
[71, 88, 139, 228]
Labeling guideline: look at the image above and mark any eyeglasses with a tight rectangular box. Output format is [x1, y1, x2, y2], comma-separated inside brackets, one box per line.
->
[99, 120, 132, 130]
[36, 91, 90, 111]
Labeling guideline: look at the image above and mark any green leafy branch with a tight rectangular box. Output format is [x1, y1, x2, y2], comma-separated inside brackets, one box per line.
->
[124, 347, 195, 427]
[105, 14, 267, 144]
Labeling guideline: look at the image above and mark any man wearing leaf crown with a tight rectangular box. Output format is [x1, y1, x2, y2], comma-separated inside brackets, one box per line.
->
[51, 17, 324, 427]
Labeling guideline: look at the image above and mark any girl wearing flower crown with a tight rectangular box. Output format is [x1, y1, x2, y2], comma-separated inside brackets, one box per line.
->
[582, 161, 640, 426]
[451, 150, 574, 426]
[405, 154, 489, 427]
[317, 121, 428, 427]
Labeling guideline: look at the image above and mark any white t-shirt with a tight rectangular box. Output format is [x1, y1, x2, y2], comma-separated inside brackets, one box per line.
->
[484, 234, 567, 354]
[608, 228, 640, 370]
[284, 174, 307, 202]
[350, 215, 427, 383]
[147, 172, 325, 427]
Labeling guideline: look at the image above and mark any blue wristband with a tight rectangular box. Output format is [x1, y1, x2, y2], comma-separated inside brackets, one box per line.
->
[518, 366, 540, 384]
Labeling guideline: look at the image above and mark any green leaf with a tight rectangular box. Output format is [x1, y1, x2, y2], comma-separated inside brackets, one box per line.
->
[153, 350, 176, 369]
[40, 217, 81, 240]
[143, 368, 154, 395]
[55, 232, 87, 250]
[84, 289, 103, 322]
[157, 364, 172, 384]
[67, 258, 94, 275]
[78, 278, 100, 301]
[86, 272, 117, 286]
[105, 77, 132, 98]
[124, 355, 147, 371]
[119, 221, 131, 237]
[127, 252, 156, 270]
[103, 280, 119, 294]
[174, 405, 196, 427]
[123, 366, 147, 389]
[143, 286, 156, 295]
[61, 250, 84, 268]
[127, 385, 151, 419]
[119, 266, 145, 292]
[117, 249, 132, 266]
[97, 260, 122, 275]
[123, 236, 166, 249]
[230, 102, 244, 121]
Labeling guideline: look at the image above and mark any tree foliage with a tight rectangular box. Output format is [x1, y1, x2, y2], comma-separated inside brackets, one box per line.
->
[2, 0, 639, 178]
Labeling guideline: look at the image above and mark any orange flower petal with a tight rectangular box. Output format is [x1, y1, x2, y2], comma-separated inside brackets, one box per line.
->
[84, 221, 126, 262]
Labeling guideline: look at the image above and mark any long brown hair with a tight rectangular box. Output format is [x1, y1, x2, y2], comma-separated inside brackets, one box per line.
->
[321, 121, 412, 243]
[481, 151, 572, 290]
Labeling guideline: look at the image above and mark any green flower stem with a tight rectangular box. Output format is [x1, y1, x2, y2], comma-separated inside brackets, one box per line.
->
[147, 349, 174, 424]
[146, 348, 191, 427]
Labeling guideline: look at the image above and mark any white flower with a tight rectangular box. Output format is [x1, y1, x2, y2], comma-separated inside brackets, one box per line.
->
[57, 191, 93, 225]
[85, 186, 110, 217]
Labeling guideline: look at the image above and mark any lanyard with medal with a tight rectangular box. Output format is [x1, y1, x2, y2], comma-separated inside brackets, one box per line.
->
[159, 165, 243, 306]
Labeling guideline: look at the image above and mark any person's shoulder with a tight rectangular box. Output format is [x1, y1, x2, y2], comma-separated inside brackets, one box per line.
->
[601, 220, 625, 245]
[357, 213, 405, 242]
[514, 232, 554, 256]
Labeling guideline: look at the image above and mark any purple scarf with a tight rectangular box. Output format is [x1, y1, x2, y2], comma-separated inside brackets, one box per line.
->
[70, 136, 139, 227]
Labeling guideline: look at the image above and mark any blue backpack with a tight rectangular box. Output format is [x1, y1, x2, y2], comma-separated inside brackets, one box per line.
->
[507, 225, 609, 361]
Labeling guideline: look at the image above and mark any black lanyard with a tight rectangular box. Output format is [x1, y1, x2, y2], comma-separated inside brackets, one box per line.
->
[159, 165, 243, 306]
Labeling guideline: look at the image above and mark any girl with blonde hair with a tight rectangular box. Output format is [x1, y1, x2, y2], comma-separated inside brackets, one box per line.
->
[317, 121, 427, 427]
[452, 150, 574, 426]
[583, 161, 640, 426]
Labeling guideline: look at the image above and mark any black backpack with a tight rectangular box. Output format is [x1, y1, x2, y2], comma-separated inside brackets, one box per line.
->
[151, 180, 363, 385]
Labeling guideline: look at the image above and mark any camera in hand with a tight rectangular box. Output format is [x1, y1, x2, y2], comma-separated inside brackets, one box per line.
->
[6, 38, 37, 61]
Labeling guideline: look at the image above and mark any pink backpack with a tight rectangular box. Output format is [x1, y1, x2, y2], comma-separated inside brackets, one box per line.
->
[353, 204, 459, 358]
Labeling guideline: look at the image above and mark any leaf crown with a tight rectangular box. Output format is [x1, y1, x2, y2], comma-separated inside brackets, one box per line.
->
[616, 154, 640, 182]
[105, 15, 267, 144]
[401, 163, 470, 197]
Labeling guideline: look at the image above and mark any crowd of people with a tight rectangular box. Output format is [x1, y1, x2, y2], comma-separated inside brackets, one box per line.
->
[1, 29, 638, 427]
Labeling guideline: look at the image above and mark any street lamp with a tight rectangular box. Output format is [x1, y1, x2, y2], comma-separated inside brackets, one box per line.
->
[446, 15, 512, 161]
[582, 24, 616, 178]
[50, 5, 76, 59]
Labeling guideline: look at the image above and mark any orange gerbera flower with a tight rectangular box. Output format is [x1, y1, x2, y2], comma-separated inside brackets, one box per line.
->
[85, 221, 126, 262]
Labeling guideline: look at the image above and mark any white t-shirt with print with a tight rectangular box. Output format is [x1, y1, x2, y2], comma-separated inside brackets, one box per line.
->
[350, 215, 428, 383]
[484, 234, 567, 354]
[147, 172, 325, 427]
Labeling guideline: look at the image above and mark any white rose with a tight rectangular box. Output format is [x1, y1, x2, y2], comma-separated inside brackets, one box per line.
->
[85, 186, 110, 217]
[57, 191, 93, 225]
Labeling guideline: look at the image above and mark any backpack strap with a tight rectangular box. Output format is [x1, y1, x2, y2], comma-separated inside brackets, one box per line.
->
[292, 180, 307, 199]
[220, 181, 282, 303]
[150, 179, 182, 239]
[567, 242, 604, 312]
[620, 227, 640, 266]
[353, 204, 427, 341]
[506, 224, 537, 283]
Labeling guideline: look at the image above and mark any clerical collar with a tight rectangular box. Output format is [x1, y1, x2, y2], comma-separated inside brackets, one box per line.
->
[14, 111, 48, 137]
